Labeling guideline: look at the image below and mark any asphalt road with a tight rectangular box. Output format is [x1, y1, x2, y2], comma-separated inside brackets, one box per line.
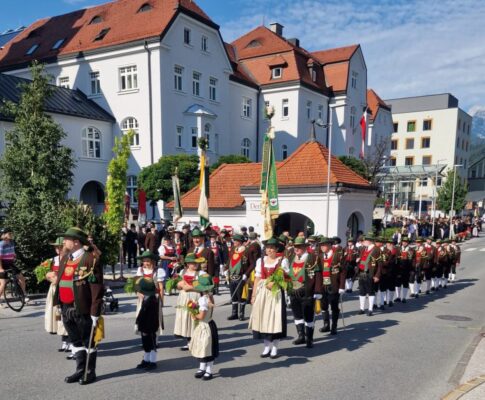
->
[1, 235, 484, 400]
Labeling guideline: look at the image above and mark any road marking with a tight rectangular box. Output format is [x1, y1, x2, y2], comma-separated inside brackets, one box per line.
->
[464, 248, 476, 251]
[480, 248, 485, 252]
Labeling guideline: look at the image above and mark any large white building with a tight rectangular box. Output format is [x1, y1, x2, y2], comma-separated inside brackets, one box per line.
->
[383, 93, 472, 212]
[0, 0, 391, 218]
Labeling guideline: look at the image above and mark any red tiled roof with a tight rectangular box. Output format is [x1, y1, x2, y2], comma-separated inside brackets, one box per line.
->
[323, 62, 349, 93]
[0, 0, 214, 69]
[231, 26, 294, 60]
[311, 44, 359, 65]
[367, 88, 391, 121]
[173, 141, 370, 210]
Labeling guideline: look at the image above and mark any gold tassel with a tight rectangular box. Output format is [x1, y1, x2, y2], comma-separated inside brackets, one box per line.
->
[314, 299, 321, 314]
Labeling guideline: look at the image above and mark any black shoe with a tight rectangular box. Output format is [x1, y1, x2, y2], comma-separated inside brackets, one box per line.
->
[78, 351, 97, 385]
[181, 345, 189, 351]
[145, 362, 157, 370]
[415, 294, 419, 299]
[59, 343, 68, 352]
[379, 305, 385, 311]
[136, 360, 150, 369]
[426, 290, 430, 294]
[319, 321, 330, 333]
[260, 352, 271, 358]
[195, 369, 205, 379]
[65, 351, 86, 383]
[359, 309, 365, 315]
[66, 353, 76, 360]
[402, 298, 407, 303]
[202, 373, 213, 381]
[79, 372, 96, 385]
[395, 298, 401, 302]
[388, 301, 393, 307]
[431, 287, 436, 291]
[270, 353, 279, 359]
[373, 304, 378, 310]
[367, 311, 373, 316]
[293, 324, 306, 345]
[227, 304, 238, 320]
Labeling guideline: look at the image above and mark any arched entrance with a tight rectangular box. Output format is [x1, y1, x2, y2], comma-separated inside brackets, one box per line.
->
[346, 211, 364, 239]
[274, 212, 315, 238]
[80, 181, 105, 215]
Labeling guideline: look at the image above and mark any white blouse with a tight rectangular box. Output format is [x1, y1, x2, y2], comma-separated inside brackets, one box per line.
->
[136, 267, 165, 282]
[254, 256, 289, 278]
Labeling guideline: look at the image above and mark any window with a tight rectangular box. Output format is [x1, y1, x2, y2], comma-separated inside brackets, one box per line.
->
[421, 137, 431, 148]
[406, 138, 414, 149]
[201, 36, 208, 52]
[458, 119, 461, 130]
[119, 65, 138, 91]
[306, 101, 312, 120]
[282, 144, 288, 160]
[393, 122, 398, 133]
[192, 71, 201, 96]
[456, 137, 460, 148]
[242, 97, 252, 118]
[59, 77, 70, 89]
[82, 127, 101, 158]
[391, 139, 398, 150]
[89, 15, 103, 24]
[241, 138, 251, 158]
[407, 120, 416, 132]
[209, 77, 217, 101]
[90, 71, 101, 95]
[272, 67, 282, 79]
[419, 179, 428, 187]
[351, 71, 358, 89]
[350, 106, 356, 129]
[191, 127, 198, 148]
[204, 124, 211, 149]
[463, 122, 466, 133]
[467, 125, 470, 135]
[214, 133, 219, 154]
[52, 38, 65, 50]
[405, 156, 414, 166]
[122, 117, 139, 146]
[389, 157, 397, 166]
[437, 177, 443, 187]
[184, 28, 191, 45]
[318, 105, 324, 120]
[466, 141, 469, 152]
[126, 175, 138, 203]
[282, 99, 289, 118]
[94, 28, 110, 41]
[174, 65, 183, 91]
[310, 68, 317, 82]
[422, 155, 432, 165]
[26, 44, 39, 55]
[138, 3, 152, 13]
[423, 119, 432, 131]
[176, 126, 183, 148]
[349, 147, 355, 155]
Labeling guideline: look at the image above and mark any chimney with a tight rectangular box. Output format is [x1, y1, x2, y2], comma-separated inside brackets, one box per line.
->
[270, 22, 284, 37]
[288, 38, 300, 47]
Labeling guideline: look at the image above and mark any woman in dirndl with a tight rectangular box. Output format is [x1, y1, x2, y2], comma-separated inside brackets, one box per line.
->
[189, 274, 219, 381]
[44, 236, 71, 353]
[248, 237, 289, 359]
[174, 253, 204, 350]
[134, 251, 165, 347]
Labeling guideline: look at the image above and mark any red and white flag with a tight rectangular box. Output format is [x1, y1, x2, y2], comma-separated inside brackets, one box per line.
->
[360, 107, 367, 159]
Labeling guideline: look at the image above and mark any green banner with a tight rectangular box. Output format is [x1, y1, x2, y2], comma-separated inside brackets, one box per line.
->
[267, 142, 279, 217]
[260, 134, 271, 192]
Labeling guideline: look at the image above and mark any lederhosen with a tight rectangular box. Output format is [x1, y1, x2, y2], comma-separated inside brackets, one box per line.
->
[397, 247, 413, 289]
[412, 247, 426, 285]
[227, 247, 247, 304]
[321, 251, 343, 316]
[289, 253, 319, 324]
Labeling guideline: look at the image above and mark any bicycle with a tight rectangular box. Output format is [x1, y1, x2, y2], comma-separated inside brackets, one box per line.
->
[2, 269, 25, 312]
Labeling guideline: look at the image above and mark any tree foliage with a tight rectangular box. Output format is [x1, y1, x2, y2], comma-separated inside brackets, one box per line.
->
[436, 169, 468, 214]
[210, 154, 251, 172]
[0, 62, 75, 277]
[138, 154, 199, 201]
[338, 156, 368, 180]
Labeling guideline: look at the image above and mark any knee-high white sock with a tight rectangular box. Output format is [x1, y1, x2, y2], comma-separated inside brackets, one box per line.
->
[388, 290, 394, 302]
[199, 362, 207, 371]
[271, 340, 279, 356]
[143, 352, 150, 362]
[149, 350, 157, 363]
[205, 361, 213, 374]
[451, 273, 456, 281]
[403, 287, 409, 299]
[376, 290, 381, 306]
[359, 296, 366, 310]
[368, 296, 375, 311]
[345, 279, 351, 290]
[426, 280, 431, 291]
[409, 282, 415, 295]
[395, 286, 401, 299]
[263, 340, 271, 355]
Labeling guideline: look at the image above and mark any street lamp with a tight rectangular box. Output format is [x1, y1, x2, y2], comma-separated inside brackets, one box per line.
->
[431, 159, 446, 237]
[449, 164, 463, 238]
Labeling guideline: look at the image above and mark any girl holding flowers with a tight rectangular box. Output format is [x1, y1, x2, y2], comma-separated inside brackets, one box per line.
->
[174, 253, 205, 350]
[249, 237, 289, 359]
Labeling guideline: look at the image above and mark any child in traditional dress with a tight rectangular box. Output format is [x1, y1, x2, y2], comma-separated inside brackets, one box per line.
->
[159, 236, 177, 280]
[189, 274, 219, 381]
[174, 253, 204, 350]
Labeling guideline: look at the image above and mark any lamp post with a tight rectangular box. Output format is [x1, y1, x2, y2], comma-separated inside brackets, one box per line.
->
[431, 159, 446, 237]
[449, 164, 463, 238]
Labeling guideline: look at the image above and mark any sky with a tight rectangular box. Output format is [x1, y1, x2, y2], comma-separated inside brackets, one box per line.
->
[1, 0, 485, 113]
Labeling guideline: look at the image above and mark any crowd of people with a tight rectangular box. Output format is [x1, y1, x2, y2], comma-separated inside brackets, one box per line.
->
[38, 219, 476, 385]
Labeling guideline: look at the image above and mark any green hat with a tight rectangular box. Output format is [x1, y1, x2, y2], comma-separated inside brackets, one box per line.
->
[293, 237, 307, 246]
[332, 236, 341, 244]
[416, 237, 424, 243]
[426, 237, 433, 241]
[319, 236, 333, 245]
[436, 239, 442, 244]
[347, 237, 355, 242]
[232, 233, 245, 243]
[401, 237, 410, 242]
[363, 234, 375, 242]
[191, 228, 205, 237]
[61, 227, 89, 245]
[192, 274, 214, 292]
[375, 236, 385, 243]
[50, 236, 64, 247]
[263, 237, 285, 252]
[249, 232, 258, 240]
[278, 234, 289, 244]
[185, 253, 206, 264]
[307, 235, 317, 242]
[137, 250, 159, 261]
[386, 239, 394, 244]
[136, 277, 156, 296]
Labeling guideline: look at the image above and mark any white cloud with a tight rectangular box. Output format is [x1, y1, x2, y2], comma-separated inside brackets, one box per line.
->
[219, 0, 485, 111]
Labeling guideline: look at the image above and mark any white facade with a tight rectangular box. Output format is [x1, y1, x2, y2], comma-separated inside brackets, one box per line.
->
[368, 106, 393, 150]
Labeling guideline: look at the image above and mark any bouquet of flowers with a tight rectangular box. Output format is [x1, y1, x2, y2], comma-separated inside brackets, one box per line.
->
[176, 299, 200, 324]
[33, 259, 53, 284]
[124, 277, 136, 294]
[165, 274, 182, 294]
[267, 268, 293, 296]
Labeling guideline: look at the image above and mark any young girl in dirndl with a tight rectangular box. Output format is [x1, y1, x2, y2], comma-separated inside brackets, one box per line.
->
[189, 274, 219, 381]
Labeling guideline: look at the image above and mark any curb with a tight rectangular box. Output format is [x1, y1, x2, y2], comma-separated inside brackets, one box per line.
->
[442, 375, 485, 400]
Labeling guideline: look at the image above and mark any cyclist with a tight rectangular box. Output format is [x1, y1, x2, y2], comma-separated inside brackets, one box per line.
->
[0, 228, 30, 307]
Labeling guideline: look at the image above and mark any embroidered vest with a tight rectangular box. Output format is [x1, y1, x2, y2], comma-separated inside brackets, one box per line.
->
[289, 258, 306, 283]
[322, 253, 334, 285]
[260, 258, 279, 280]
[163, 245, 175, 257]
[59, 256, 84, 304]
[229, 249, 244, 276]
[358, 248, 373, 272]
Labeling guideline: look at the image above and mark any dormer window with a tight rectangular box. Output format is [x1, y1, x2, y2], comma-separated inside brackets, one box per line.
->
[272, 67, 282, 79]
[52, 39, 65, 50]
[310, 67, 317, 82]
[247, 39, 261, 48]
[27, 29, 40, 39]
[138, 3, 152, 13]
[26, 44, 39, 55]
[94, 28, 110, 41]
[89, 15, 103, 25]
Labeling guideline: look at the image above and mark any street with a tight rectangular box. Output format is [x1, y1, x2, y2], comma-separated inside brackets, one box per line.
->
[1, 235, 484, 400]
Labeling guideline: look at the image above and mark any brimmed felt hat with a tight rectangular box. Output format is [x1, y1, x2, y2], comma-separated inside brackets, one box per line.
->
[136, 277, 157, 296]
[232, 233, 245, 242]
[249, 232, 258, 240]
[293, 237, 307, 246]
[332, 236, 342, 244]
[363, 234, 375, 242]
[184, 253, 206, 264]
[137, 250, 159, 261]
[278, 234, 289, 244]
[50, 236, 64, 247]
[375, 236, 385, 243]
[436, 239, 442, 244]
[208, 230, 218, 237]
[191, 228, 205, 237]
[401, 237, 410, 242]
[347, 237, 355, 243]
[263, 237, 285, 252]
[307, 235, 317, 242]
[319, 236, 333, 245]
[61, 227, 89, 245]
[415, 237, 424, 243]
[192, 274, 214, 292]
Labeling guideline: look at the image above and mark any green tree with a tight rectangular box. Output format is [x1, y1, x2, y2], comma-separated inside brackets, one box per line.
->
[338, 156, 368, 180]
[436, 169, 468, 215]
[0, 62, 75, 286]
[210, 154, 251, 172]
[138, 154, 199, 201]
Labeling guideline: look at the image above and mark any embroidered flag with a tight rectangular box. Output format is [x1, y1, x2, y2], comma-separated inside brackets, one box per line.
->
[360, 107, 367, 159]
